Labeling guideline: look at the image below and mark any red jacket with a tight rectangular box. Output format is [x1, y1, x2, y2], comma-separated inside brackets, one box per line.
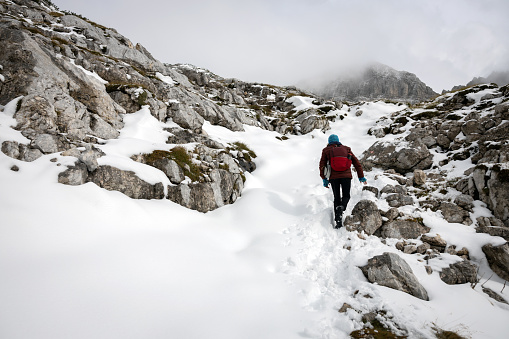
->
[319, 143, 364, 180]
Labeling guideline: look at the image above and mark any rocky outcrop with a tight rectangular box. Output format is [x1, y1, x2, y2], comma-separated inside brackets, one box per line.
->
[0, 0, 339, 212]
[360, 252, 429, 300]
[311, 63, 438, 104]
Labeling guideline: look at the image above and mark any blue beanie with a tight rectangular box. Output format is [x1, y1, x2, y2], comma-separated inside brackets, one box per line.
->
[328, 134, 339, 144]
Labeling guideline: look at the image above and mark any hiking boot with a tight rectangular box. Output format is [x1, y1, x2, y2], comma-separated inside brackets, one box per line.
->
[335, 217, 343, 229]
[334, 206, 344, 229]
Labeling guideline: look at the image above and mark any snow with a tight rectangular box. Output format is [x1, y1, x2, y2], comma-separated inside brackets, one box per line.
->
[1, 102, 508, 339]
[69, 59, 108, 84]
[467, 88, 499, 103]
[155, 72, 176, 86]
[286, 95, 316, 111]
[0, 96, 30, 144]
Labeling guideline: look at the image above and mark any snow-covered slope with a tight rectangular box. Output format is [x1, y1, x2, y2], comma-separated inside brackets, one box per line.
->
[2, 97, 508, 338]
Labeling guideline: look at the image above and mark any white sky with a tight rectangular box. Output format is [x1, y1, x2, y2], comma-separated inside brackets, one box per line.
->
[52, 0, 509, 92]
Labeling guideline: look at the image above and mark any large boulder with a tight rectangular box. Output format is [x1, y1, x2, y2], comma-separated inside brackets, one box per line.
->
[482, 243, 509, 281]
[360, 252, 429, 300]
[361, 140, 433, 174]
[344, 200, 383, 235]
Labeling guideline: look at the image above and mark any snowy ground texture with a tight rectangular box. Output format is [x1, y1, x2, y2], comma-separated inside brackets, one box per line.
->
[1, 100, 509, 339]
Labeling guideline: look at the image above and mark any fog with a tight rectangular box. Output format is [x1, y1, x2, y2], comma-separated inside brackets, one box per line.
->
[52, 0, 509, 92]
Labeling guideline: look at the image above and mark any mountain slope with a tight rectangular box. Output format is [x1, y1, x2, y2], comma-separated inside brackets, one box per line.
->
[1, 1, 509, 338]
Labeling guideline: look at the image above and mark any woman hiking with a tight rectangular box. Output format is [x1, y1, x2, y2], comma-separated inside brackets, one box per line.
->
[319, 134, 367, 228]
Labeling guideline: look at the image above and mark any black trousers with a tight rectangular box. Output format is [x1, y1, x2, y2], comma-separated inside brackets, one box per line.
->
[330, 178, 352, 220]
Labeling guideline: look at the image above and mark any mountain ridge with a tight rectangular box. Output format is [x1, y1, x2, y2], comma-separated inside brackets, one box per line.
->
[306, 62, 438, 103]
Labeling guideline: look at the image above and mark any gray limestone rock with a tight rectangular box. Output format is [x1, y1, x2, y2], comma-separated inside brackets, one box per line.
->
[360, 252, 429, 300]
[420, 234, 447, 252]
[454, 194, 474, 212]
[476, 217, 509, 241]
[386, 193, 414, 208]
[439, 260, 478, 285]
[482, 243, 509, 281]
[379, 220, 431, 239]
[344, 200, 382, 235]
[87, 165, 165, 200]
[1, 141, 20, 159]
[413, 169, 427, 186]
[149, 158, 185, 184]
[362, 139, 433, 174]
[58, 162, 89, 186]
[440, 202, 470, 224]
[32, 133, 58, 154]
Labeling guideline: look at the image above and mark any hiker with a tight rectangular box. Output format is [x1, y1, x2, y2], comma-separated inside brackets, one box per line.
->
[319, 134, 367, 228]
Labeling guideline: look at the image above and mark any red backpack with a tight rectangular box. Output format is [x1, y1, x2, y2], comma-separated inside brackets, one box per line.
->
[329, 146, 352, 172]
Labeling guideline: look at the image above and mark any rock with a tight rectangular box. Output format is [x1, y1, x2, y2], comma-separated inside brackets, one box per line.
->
[363, 186, 379, 197]
[482, 287, 508, 304]
[454, 194, 474, 212]
[416, 242, 431, 254]
[413, 169, 426, 186]
[90, 114, 120, 140]
[482, 243, 509, 281]
[87, 165, 165, 200]
[476, 217, 509, 241]
[361, 139, 433, 174]
[1, 141, 20, 159]
[338, 303, 353, 313]
[32, 133, 58, 154]
[383, 208, 400, 221]
[14, 95, 58, 134]
[11, 165, 20, 172]
[58, 162, 89, 186]
[344, 200, 383, 235]
[360, 252, 429, 300]
[381, 184, 407, 195]
[379, 220, 430, 239]
[166, 169, 243, 212]
[439, 202, 470, 224]
[439, 260, 478, 285]
[385, 193, 414, 208]
[18, 145, 43, 162]
[148, 157, 185, 184]
[488, 166, 509, 227]
[167, 182, 217, 213]
[403, 244, 417, 254]
[78, 149, 100, 172]
[420, 234, 447, 252]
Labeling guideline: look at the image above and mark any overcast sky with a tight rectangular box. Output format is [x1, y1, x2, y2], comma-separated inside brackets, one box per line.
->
[52, 0, 509, 92]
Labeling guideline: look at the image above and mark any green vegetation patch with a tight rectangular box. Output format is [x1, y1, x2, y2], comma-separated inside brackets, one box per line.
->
[230, 142, 257, 161]
[144, 148, 202, 182]
[432, 325, 469, 339]
[350, 318, 407, 339]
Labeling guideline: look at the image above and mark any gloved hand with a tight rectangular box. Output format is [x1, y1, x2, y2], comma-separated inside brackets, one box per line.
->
[323, 178, 329, 188]
[359, 177, 367, 184]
